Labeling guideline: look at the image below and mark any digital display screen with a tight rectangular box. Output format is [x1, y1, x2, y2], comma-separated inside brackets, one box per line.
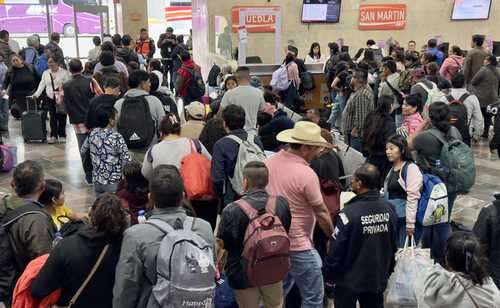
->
[302, 0, 342, 23]
[451, 0, 492, 20]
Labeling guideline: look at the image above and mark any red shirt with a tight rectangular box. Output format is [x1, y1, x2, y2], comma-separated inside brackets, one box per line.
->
[177, 59, 201, 97]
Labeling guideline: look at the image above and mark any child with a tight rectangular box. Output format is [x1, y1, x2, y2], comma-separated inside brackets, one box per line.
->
[81, 105, 131, 196]
[38, 179, 87, 230]
[116, 161, 149, 225]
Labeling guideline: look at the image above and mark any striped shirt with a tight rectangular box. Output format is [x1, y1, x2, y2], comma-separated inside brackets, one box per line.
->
[343, 84, 374, 136]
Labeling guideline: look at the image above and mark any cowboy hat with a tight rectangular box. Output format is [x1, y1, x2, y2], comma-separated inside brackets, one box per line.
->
[277, 121, 332, 148]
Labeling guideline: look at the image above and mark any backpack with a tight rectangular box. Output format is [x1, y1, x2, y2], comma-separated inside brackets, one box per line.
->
[187, 68, 206, 100]
[400, 163, 449, 226]
[398, 70, 413, 94]
[416, 174, 449, 226]
[270, 64, 290, 91]
[20, 47, 38, 67]
[153, 91, 178, 115]
[146, 218, 216, 308]
[180, 140, 215, 200]
[117, 95, 156, 149]
[226, 133, 266, 196]
[207, 64, 221, 87]
[386, 81, 404, 113]
[419, 82, 441, 119]
[324, 55, 339, 88]
[300, 71, 315, 91]
[0, 200, 48, 301]
[446, 93, 471, 144]
[428, 128, 476, 193]
[0, 140, 15, 172]
[34, 53, 48, 77]
[236, 196, 290, 287]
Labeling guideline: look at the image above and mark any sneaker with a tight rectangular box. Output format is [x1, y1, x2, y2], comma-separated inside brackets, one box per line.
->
[59, 137, 66, 143]
[47, 137, 56, 144]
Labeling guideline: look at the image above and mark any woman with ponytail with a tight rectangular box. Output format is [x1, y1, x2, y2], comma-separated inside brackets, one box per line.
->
[141, 113, 217, 230]
[419, 232, 500, 308]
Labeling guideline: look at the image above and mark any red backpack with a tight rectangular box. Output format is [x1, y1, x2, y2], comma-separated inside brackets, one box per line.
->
[180, 139, 215, 200]
[237, 196, 290, 287]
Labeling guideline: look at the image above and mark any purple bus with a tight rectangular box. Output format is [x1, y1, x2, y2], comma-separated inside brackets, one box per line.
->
[0, 0, 101, 36]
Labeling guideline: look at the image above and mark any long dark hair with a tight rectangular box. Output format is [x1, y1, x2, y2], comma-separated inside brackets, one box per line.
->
[429, 102, 451, 133]
[446, 232, 489, 285]
[363, 95, 393, 152]
[386, 135, 413, 162]
[309, 42, 321, 59]
[284, 52, 295, 65]
[38, 179, 63, 207]
[199, 118, 227, 155]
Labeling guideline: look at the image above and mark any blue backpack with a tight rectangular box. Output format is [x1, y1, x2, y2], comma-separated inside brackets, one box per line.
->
[400, 163, 449, 226]
[35, 54, 49, 77]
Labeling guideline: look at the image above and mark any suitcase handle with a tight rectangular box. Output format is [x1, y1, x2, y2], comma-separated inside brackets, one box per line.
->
[25, 96, 37, 112]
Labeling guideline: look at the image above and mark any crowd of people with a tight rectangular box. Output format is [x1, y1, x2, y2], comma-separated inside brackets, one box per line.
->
[0, 26, 499, 308]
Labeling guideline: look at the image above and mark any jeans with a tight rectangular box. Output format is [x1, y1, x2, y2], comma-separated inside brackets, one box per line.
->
[94, 183, 118, 197]
[328, 93, 346, 129]
[0, 98, 9, 131]
[481, 106, 492, 137]
[397, 218, 423, 248]
[283, 249, 324, 308]
[334, 286, 383, 308]
[46, 98, 67, 138]
[347, 134, 363, 153]
[76, 132, 93, 184]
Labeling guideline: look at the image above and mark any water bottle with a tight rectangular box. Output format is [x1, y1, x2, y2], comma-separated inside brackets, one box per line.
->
[137, 210, 147, 224]
[52, 231, 63, 247]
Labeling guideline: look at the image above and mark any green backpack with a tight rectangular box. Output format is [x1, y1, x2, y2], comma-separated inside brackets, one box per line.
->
[398, 70, 413, 94]
[428, 129, 476, 193]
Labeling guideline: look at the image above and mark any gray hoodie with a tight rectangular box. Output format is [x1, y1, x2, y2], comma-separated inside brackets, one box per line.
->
[419, 264, 500, 308]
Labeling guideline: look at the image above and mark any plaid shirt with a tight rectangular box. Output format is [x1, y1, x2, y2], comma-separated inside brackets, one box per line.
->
[343, 84, 374, 136]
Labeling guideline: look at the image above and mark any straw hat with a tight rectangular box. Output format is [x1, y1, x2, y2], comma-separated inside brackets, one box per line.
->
[277, 121, 332, 148]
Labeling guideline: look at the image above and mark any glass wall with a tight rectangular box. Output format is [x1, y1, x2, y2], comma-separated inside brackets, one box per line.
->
[0, 0, 114, 58]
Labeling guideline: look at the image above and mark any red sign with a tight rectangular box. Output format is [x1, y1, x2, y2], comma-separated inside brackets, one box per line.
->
[165, 6, 192, 22]
[231, 6, 280, 33]
[358, 4, 407, 30]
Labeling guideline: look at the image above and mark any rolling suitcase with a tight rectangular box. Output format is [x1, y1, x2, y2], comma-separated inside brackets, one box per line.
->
[22, 96, 46, 143]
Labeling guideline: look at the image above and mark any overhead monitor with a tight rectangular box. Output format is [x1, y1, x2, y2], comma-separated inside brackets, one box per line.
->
[302, 0, 342, 23]
[451, 0, 492, 20]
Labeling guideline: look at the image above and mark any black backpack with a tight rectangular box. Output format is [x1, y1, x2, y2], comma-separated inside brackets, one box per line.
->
[0, 199, 48, 300]
[153, 91, 178, 115]
[187, 68, 206, 100]
[446, 93, 471, 144]
[117, 95, 156, 149]
[300, 71, 315, 91]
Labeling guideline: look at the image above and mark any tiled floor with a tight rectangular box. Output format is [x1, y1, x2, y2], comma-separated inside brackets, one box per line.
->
[1, 119, 499, 229]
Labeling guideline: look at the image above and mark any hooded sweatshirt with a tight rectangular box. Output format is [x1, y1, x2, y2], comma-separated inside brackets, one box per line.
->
[419, 264, 500, 308]
[440, 55, 464, 81]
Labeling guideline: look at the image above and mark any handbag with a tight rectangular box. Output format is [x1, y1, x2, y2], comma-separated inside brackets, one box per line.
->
[50, 73, 66, 115]
[54, 245, 109, 308]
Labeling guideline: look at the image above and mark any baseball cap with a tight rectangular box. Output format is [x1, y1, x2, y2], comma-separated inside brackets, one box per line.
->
[185, 101, 205, 120]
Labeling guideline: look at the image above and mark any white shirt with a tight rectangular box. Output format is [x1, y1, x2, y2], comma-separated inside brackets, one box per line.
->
[305, 54, 325, 64]
[34, 68, 71, 99]
[88, 46, 101, 62]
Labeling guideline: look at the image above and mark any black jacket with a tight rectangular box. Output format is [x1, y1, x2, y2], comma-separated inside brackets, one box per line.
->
[217, 190, 291, 290]
[473, 196, 500, 288]
[86, 94, 119, 130]
[4, 65, 38, 100]
[31, 226, 123, 308]
[116, 47, 139, 65]
[63, 74, 94, 124]
[258, 110, 294, 151]
[325, 191, 398, 293]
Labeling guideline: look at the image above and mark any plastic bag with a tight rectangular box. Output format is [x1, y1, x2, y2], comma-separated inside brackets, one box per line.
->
[385, 237, 434, 308]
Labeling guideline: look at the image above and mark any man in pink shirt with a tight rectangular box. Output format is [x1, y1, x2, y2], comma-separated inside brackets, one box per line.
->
[265, 121, 334, 307]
